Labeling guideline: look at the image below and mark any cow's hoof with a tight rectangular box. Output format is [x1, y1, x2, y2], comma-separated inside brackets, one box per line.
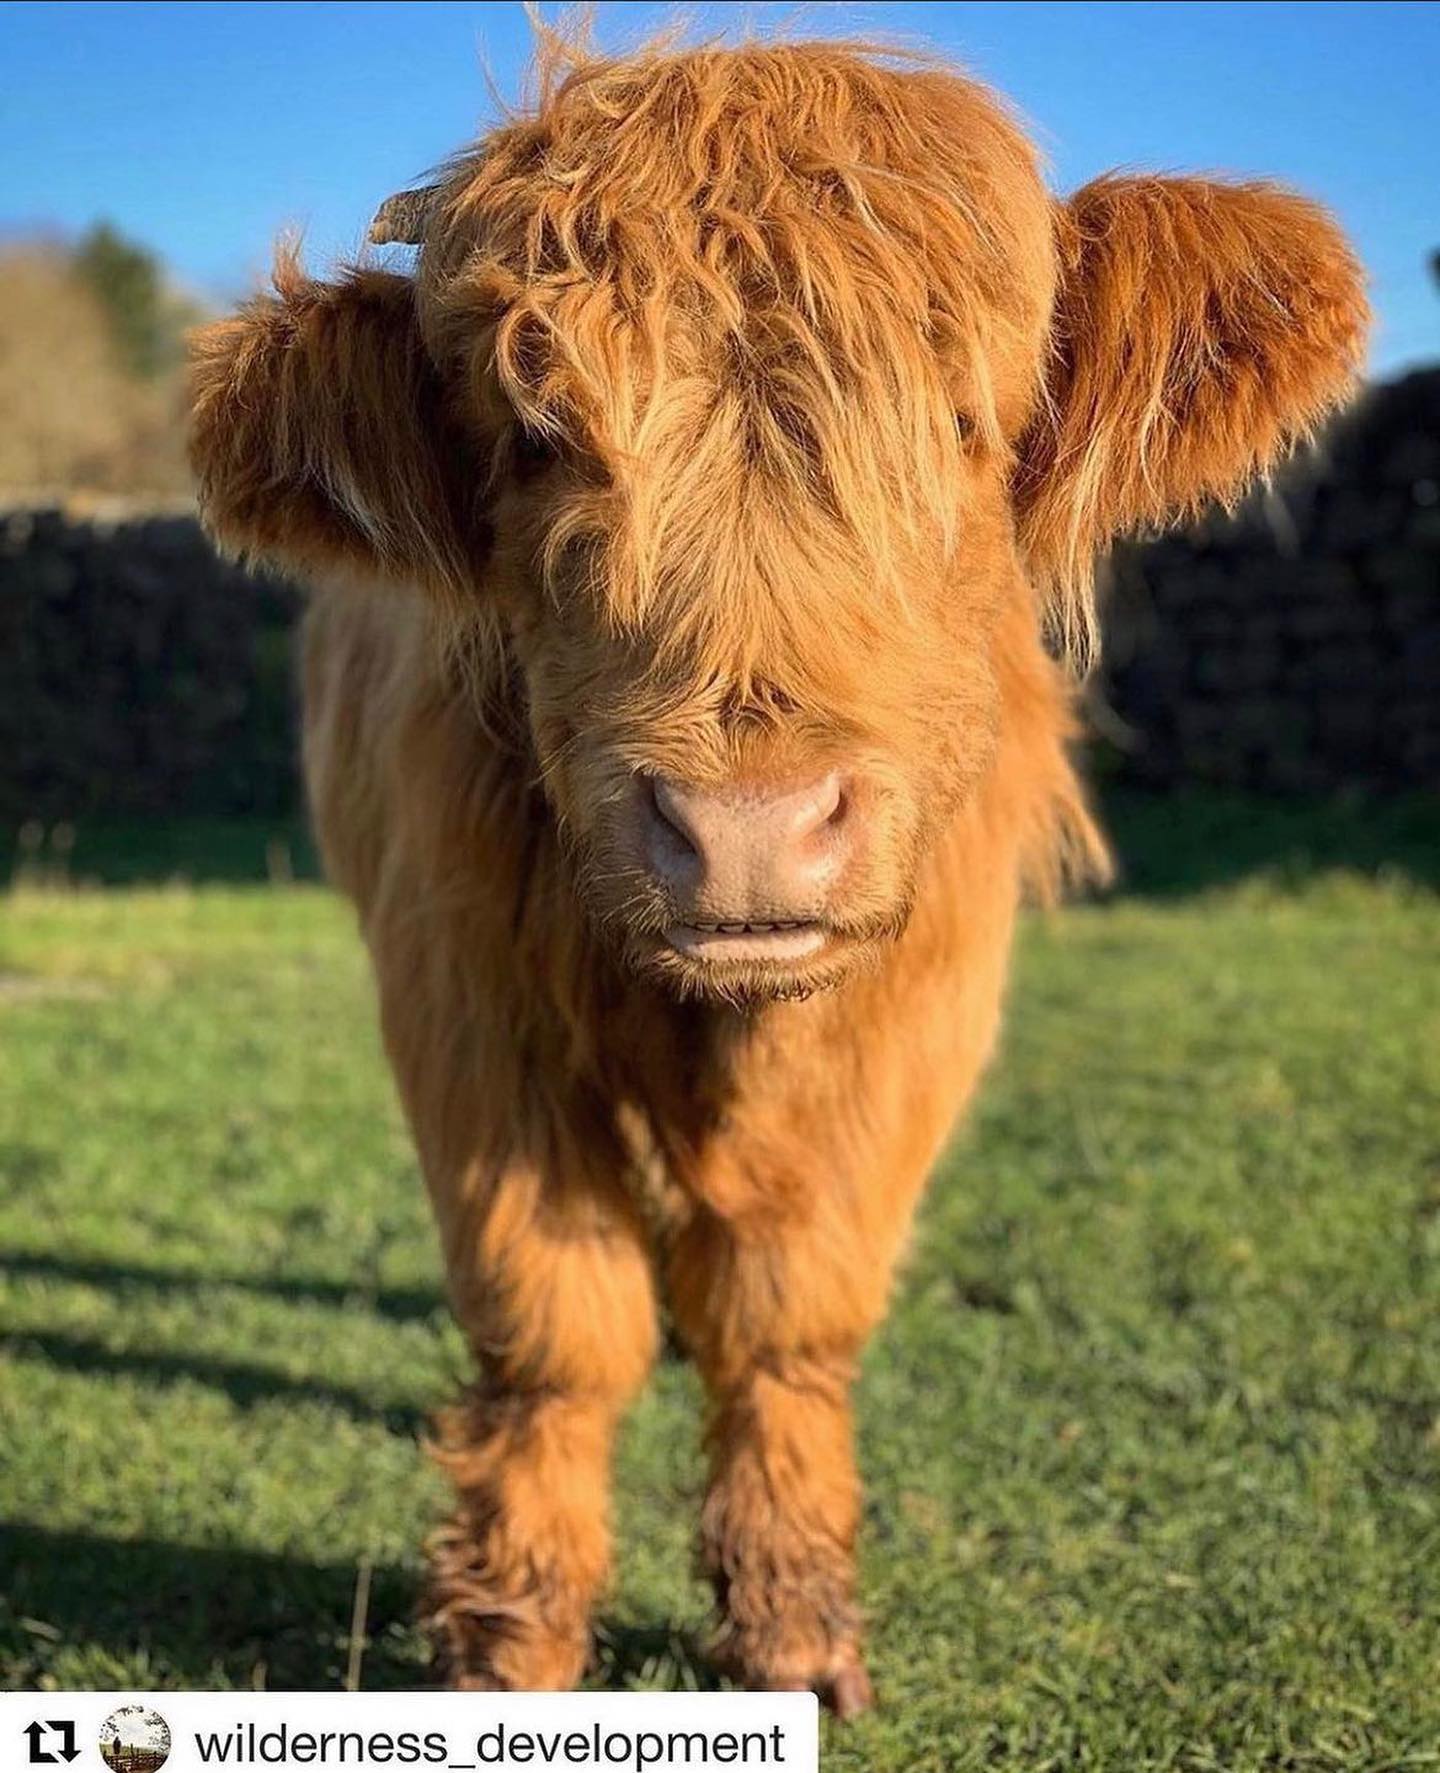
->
[773, 1651, 874, 1718]
[826, 1658, 875, 1719]
[766, 1638, 876, 1723]
[440, 1625, 589, 1692]
[428, 1592, 589, 1693]
[452, 1671, 508, 1692]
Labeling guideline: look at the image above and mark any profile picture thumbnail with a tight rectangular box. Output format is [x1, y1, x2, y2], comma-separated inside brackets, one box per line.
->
[99, 1706, 172, 1773]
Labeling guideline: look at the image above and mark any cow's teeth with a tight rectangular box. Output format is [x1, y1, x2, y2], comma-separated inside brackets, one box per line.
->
[682, 920, 813, 938]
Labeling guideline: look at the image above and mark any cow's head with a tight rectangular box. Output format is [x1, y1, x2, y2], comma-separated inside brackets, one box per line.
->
[190, 35, 1365, 1003]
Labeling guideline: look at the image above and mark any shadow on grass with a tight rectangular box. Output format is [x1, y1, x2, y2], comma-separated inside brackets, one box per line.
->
[0, 1248, 443, 1324]
[5, 816, 320, 888]
[591, 1619, 720, 1694]
[1096, 785, 1440, 899]
[0, 1251, 688, 1385]
[7, 791, 1437, 897]
[2, 1329, 427, 1435]
[0, 1522, 426, 1689]
[0, 1523, 717, 1693]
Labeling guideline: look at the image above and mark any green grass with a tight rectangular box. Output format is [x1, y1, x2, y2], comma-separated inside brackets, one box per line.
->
[2, 799, 1438, 1770]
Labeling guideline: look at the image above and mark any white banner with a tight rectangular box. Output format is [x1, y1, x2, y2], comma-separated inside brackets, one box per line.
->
[0, 1693, 819, 1773]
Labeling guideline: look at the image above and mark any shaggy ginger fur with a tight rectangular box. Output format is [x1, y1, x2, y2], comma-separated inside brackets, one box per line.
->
[189, 26, 1366, 1712]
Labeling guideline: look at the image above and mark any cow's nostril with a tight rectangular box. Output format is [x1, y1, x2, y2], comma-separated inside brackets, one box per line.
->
[784, 770, 844, 844]
[647, 775, 701, 860]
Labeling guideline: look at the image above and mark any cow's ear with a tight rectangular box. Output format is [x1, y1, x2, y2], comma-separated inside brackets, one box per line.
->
[1014, 175, 1368, 663]
[188, 253, 487, 597]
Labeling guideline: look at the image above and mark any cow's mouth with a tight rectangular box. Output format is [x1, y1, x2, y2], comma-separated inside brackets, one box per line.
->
[663, 920, 828, 964]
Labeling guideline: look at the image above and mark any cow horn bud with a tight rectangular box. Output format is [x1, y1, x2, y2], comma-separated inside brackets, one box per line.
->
[368, 185, 439, 246]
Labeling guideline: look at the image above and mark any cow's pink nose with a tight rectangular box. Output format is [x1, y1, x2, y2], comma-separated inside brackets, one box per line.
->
[645, 770, 849, 915]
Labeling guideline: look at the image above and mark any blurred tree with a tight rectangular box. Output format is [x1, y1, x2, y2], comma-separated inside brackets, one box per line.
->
[0, 249, 134, 486]
[73, 221, 196, 380]
[0, 240, 196, 497]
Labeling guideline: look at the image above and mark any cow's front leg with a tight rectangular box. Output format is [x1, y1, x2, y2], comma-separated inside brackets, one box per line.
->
[425, 1158, 659, 1690]
[666, 1200, 898, 1716]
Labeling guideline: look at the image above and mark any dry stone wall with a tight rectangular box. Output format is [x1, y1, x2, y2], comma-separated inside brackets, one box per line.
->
[2, 367, 1436, 824]
[1100, 368, 1440, 792]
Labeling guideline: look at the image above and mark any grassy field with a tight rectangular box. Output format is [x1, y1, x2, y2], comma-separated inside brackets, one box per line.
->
[2, 797, 1438, 1770]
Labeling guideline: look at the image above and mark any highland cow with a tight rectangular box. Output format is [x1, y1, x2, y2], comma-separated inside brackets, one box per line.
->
[188, 29, 1366, 1711]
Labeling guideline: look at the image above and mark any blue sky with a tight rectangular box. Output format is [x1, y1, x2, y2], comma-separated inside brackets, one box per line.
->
[3, 1, 1437, 375]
